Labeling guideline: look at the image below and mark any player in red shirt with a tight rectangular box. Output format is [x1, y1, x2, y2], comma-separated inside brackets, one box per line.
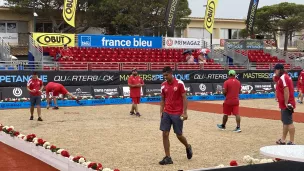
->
[217, 70, 242, 133]
[58, 44, 73, 60]
[274, 64, 296, 145]
[273, 73, 280, 102]
[159, 66, 192, 165]
[27, 72, 44, 121]
[45, 82, 79, 109]
[128, 68, 144, 117]
[297, 70, 304, 103]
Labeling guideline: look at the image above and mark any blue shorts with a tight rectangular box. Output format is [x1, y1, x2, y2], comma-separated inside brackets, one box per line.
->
[160, 112, 183, 135]
[30, 96, 41, 106]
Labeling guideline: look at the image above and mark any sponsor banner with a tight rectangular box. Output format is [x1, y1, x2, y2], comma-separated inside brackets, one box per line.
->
[241, 82, 254, 93]
[165, 0, 179, 37]
[92, 86, 120, 97]
[224, 39, 264, 50]
[246, 0, 259, 36]
[212, 83, 223, 93]
[252, 82, 274, 93]
[185, 84, 192, 93]
[204, 0, 218, 34]
[119, 72, 191, 84]
[145, 84, 161, 96]
[164, 37, 202, 49]
[191, 83, 214, 95]
[65, 86, 93, 97]
[0, 33, 18, 44]
[78, 34, 162, 49]
[122, 85, 143, 97]
[0, 70, 301, 87]
[32, 33, 75, 47]
[1, 87, 30, 98]
[63, 0, 78, 27]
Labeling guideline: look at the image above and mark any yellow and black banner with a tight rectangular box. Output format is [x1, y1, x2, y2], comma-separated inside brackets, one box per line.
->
[165, 0, 179, 37]
[32, 33, 75, 47]
[63, 0, 78, 27]
[204, 0, 218, 34]
[246, 0, 259, 36]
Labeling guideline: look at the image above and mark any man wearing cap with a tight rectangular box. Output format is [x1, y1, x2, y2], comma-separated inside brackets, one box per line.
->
[27, 72, 44, 121]
[274, 64, 296, 145]
[128, 68, 144, 117]
[217, 70, 242, 133]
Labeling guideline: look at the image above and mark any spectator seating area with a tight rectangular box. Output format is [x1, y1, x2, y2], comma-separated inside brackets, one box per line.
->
[42, 47, 230, 71]
[39, 47, 297, 71]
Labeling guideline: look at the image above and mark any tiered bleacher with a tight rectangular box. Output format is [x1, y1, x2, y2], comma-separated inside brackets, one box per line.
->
[42, 47, 225, 71]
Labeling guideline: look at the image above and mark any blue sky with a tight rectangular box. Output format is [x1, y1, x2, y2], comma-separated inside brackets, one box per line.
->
[189, 0, 304, 19]
[0, 0, 303, 19]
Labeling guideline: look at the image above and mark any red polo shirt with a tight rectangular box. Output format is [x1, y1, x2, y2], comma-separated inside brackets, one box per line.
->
[128, 75, 144, 97]
[161, 78, 186, 115]
[299, 71, 304, 88]
[276, 73, 296, 110]
[46, 82, 68, 97]
[223, 77, 241, 106]
[27, 78, 43, 96]
[273, 73, 280, 83]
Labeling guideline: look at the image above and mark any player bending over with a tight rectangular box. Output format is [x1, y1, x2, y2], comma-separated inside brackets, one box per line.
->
[45, 82, 79, 109]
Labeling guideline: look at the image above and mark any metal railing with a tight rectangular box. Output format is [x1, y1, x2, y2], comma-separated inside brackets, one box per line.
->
[29, 36, 43, 65]
[0, 61, 300, 71]
[0, 37, 11, 61]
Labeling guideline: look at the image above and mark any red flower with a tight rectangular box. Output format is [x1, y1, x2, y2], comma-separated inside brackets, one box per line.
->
[230, 160, 238, 166]
[96, 163, 102, 170]
[88, 162, 96, 168]
[37, 138, 45, 146]
[26, 134, 36, 142]
[50, 145, 57, 150]
[13, 131, 20, 136]
[275, 158, 281, 161]
[73, 156, 86, 162]
[61, 150, 70, 158]
[7, 128, 13, 132]
[73, 156, 81, 162]
[114, 169, 120, 171]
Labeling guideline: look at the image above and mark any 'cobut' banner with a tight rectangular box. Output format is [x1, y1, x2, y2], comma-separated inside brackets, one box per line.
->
[63, 0, 78, 27]
[32, 33, 75, 47]
[204, 0, 218, 34]
[165, 0, 179, 37]
[246, 0, 259, 36]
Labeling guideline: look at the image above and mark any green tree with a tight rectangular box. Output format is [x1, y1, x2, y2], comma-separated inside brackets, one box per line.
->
[87, 0, 191, 35]
[254, 2, 304, 51]
[5, 0, 94, 32]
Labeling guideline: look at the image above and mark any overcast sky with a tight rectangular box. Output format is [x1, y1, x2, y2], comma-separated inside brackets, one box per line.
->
[0, 0, 303, 19]
[189, 0, 303, 19]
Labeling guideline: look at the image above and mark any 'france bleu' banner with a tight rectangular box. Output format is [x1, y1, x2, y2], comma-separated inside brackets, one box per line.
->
[78, 35, 163, 48]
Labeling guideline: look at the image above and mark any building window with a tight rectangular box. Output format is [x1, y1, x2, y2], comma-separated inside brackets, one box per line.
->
[220, 29, 229, 39]
[231, 29, 239, 39]
[7, 23, 17, 33]
[0, 22, 17, 33]
[221, 29, 240, 39]
[36, 23, 53, 32]
[0, 23, 5, 33]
